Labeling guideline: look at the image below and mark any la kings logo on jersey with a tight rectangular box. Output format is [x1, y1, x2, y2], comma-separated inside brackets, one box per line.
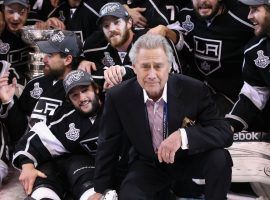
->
[30, 97, 63, 127]
[194, 36, 222, 75]
[102, 52, 115, 67]
[65, 123, 80, 141]
[254, 50, 270, 69]
[182, 15, 194, 33]
[30, 82, 43, 99]
[0, 40, 10, 54]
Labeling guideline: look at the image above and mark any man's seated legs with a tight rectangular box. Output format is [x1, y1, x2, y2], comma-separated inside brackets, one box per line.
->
[120, 149, 232, 200]
[172, 149, 233, 200]
[59, 154, 95, 200]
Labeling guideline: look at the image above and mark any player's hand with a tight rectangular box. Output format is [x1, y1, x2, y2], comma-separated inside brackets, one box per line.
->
[147, 25, 167, 37]
[0, 74, 16, 104]
[19, 163, 47, 195]
[78, 60, 97, 74]
[124, 6, 147, 28]
[157, 130, 181, 164]
[103, 80, 114, 90]
[87, 192, 102, 200]
[46, 17, 66, 29]
[104, 65, 125, 86]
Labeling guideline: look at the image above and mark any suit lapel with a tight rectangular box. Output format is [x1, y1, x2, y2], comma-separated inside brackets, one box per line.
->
[167, 76, 185, 134]
[127, 81, 156, 156]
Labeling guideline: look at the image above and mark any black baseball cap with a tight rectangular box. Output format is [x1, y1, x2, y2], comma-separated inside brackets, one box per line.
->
[63, 70, 95, 95]
[238, 0, 270, 5]
[36, 30, 82, 57]
[4, 0, 29, 7]
[97, 2, 129, 25]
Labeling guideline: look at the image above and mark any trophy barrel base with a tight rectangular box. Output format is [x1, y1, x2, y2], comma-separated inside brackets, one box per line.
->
[30, 64, 44, 78]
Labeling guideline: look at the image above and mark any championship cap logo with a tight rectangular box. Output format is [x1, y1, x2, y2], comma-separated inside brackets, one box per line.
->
[51, 31, 65, 43]
[64, 70, 84, 88]
[100, 3, 121, 16]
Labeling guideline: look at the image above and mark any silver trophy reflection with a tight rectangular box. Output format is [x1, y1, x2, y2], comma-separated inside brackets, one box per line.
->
[21, 26, 57, 78]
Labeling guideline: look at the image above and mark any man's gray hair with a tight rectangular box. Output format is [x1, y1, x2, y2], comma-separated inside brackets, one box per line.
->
[129, 34, 174, 65]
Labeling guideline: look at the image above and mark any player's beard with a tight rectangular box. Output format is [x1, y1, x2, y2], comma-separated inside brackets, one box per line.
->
[254, 15, 270, 37]
[43, 65, 65, 79]
[106, 28, 130, 48]
[76, 94, 101, 117]
[194, 1, 221, 20]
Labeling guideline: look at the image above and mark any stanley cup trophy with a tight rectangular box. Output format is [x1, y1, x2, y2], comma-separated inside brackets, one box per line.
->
[21, 25, 57, 78]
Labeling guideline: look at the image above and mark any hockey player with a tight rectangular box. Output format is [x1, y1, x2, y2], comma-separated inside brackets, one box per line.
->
[47, 0, 109, 42]
[226, 0, 270, 132]
[0, 0, 32, 86]
[175, 0, 254, 115]
[0, 0, 33, 184]
[122, 0, 180, 28]
[168, 0, 255, 198]
[0, 30, 82, 143]
[12, 70, 105, 200]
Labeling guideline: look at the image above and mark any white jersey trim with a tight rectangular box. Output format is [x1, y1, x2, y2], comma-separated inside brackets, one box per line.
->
[149, 0, 169, 24]
[12, 151, 38, 169]
[83, 2, 100, 17]
[32, 122, 69, 156]
[240, 81, 270, 110]
[228, 11, 254, 29]
[244, 37, 267, 54]
[225, 114, 248, 130]
[83, 44, 109, 53]
[49, 109, 75, 128]
[47, 2, 65, 18]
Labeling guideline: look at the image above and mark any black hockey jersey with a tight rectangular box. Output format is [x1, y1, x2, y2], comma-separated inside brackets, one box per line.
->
[48, 0, 109, 42]
[177, 0, 254, 100]
[0, 75, 66, 141]
[12, 104, 100, 169]
[0, 28, 31, 86]
[28, 0, 56, 24]
[226, 36, 270, 131]
[123, 0, 179, 27]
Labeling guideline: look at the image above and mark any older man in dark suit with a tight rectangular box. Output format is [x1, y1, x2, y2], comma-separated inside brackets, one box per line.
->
[90, 34, 233, 200]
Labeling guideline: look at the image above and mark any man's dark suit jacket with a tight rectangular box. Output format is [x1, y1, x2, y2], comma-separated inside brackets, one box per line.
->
[94, 74, 233, 193]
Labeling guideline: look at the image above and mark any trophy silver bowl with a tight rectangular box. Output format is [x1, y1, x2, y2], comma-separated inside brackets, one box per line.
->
[21, 26, 57, 78]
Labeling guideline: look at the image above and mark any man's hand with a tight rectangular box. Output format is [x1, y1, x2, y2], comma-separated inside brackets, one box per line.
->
[147, 25, 167, 37]
[35, 17, 66, 30]
[88, 192, 102, 200]
[104, 65, 125, 87]
[46, 17, 65, 29]
[157, 130, 182, 164]
[19, 163, 47, 195]
[148, 25, 178, 44]
[124, 5, 147, 28]
[78, 60, 97, 74]
[0, 73, 16, 104]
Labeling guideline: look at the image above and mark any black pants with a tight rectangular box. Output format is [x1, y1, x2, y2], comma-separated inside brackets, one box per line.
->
[33, 154, 95, 199]
[120, 149, 232, 200]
